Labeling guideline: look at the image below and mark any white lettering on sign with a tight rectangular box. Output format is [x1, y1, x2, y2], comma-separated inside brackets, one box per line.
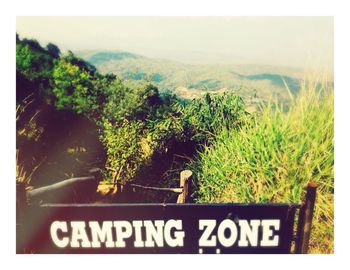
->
[50, 221, 69, 248]
[89, 221, 114, 248]
[132, 221, 144, 248]
[70, 221, 91, 248]
[114, 221, 132, 247]
[50, 219, 185, 248]
[164, 219, 185, 247]
[261, 220, 280, 246]
[50, 218, 280, 249]
[217, 219, 238, 247]
[144, 220, 164, 247]
[238, 220, 260, 247]
[198, 219, 280, 248]
[199, 220, 216, 247]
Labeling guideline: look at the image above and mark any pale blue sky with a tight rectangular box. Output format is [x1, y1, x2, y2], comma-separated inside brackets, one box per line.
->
[16, 16, 333, 69]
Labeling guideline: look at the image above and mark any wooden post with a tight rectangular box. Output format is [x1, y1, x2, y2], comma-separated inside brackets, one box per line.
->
[177, 170, 193, 204]
[295, 181, 317, 254]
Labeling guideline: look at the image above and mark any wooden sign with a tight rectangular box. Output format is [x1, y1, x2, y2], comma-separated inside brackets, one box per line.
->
[17, 203, 300, 254]
[16, 170, 317, 254]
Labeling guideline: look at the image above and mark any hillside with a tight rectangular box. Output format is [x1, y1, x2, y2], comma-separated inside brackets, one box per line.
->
[77, 50, 304, 103]
[17, 37, 334, 254]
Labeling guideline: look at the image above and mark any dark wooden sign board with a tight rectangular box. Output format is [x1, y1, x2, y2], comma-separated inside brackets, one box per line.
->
[16, 172, 317, 254]
[18, 203, 305, 254]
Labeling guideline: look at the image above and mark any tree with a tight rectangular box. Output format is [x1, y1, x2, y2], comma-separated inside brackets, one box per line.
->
[16, 37, 55, 102]
[46, 43, 60, 58]
[65, 51, 97, 75]
[52, 56, 98, 115]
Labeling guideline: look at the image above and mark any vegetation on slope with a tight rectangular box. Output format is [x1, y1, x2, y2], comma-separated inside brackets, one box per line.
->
[16, 36, 334, 253]
[190, 80, 334, 253]
[16, 36, 246, 191]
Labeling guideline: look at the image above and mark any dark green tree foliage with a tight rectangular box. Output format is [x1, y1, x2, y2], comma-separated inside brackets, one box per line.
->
[16, 36, 57, 130]
[100, 80, 166, 182]
[16, 36, 106, 187]
[16, 37, 55, 102]
[53, 55, 96, 115]
[16, 35, 246, 194]
[46, 43, 60, 59]
[181, 93, 246, 141]
[148, 93, 246, 147]
[52, 51, 109, 118]
[64, 51, 97, 75]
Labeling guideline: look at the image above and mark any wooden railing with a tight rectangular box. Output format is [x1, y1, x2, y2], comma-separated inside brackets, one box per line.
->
[20, 168, 193, 204]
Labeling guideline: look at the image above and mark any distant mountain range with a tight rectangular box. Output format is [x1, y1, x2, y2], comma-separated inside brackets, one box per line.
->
[77, 50, 305, 103]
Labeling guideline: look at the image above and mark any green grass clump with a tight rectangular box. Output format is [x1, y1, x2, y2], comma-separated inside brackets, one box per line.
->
[191, 79, 334, 253]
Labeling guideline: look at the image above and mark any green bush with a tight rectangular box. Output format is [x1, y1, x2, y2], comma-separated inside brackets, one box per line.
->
[100, 80, 169, 182]
[100, 119, 155, 182]
[52, 55, 102, 116]
[180, 93, 246, 142]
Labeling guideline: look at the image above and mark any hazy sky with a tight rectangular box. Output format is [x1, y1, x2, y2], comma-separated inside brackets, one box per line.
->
[16, 16, 333, 69]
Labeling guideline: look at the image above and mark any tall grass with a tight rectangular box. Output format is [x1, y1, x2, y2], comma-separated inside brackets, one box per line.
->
[16, 149, 32, 184]
[191, 79, 334, 253]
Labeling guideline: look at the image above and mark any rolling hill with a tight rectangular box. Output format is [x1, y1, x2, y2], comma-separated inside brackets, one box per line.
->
[77, 50, 304, 103]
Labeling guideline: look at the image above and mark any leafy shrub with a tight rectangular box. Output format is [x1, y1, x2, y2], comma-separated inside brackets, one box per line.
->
[100, 80, 165, 181]
[52, 55, 102, 116]
[180, 93, 246, 142]
[100, 119, 154, 182]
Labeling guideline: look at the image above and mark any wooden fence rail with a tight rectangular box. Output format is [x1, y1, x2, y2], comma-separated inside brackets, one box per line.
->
[21, 168, 192, 204]
[119, 170, 192, 203]
[123, 183, 183, 193]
